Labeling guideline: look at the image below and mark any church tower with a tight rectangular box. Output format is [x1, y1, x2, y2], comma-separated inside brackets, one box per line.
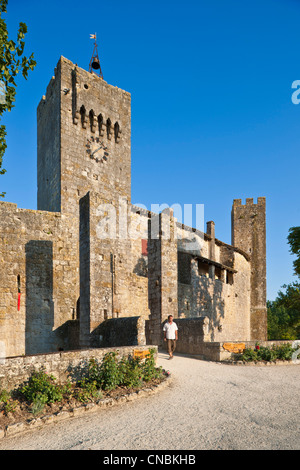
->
[37, 56, 131, 215]
[37, 55, 132, 348]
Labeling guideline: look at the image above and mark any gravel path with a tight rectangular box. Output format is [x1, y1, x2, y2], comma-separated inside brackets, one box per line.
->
[0, 351, 299, 450]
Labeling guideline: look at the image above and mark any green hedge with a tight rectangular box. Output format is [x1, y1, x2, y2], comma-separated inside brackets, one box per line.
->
[233, 343, 295, 362]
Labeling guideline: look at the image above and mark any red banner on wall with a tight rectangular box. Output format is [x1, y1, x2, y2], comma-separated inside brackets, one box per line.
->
[142, 239, 148, 256]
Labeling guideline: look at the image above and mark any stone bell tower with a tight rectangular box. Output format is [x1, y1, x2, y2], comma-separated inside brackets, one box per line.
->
[37, 56, 131, 216]
[37, 55, 132, 348]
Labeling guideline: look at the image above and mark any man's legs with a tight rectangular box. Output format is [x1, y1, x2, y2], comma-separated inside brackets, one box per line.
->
[167, 339, 176, 359]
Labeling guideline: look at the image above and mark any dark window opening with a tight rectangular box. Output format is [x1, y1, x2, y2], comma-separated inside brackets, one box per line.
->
[178, 252, 192, 284]
[80, 105, 86, 128]
[89, 110, 95, 132]
[198, 260, 209, 278]
[215, 267, 222, 280]
[98, 114, 104, 135]
[226, 271, 234, 285]
[106, 118, 111, 139]
[114, 121, 120, 142]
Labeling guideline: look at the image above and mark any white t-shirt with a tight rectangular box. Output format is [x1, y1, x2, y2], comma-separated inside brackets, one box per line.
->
[163, 321, 178, 340]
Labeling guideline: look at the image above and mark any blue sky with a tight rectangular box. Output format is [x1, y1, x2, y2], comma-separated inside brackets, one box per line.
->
[1, 0, 300, 300]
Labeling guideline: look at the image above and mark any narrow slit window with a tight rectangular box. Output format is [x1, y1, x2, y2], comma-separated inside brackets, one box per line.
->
[89, 110, 95, 132]
[17, 275, 21, 311]
[80, 105, 86, 128]
[106, 118, 111, 139]
[98, 114, 104, 135]
[114, 121, 120, 142]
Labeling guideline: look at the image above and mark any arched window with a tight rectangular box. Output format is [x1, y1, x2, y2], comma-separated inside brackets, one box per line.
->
[80, 105, 87, 128]
[114, 121, 120, 143]
[106, 118, 112, 139]
[98, 114, 104, 136]
[89, 109, 95, 132]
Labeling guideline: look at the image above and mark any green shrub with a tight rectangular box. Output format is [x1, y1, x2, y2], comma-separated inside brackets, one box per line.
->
[237, 348, 258, 362]
[30, 396, 46, 416]
[257, 346, 277, 362]
[0, 389, 10, 404]
[0, 389, 18, 415]
[74, 378, 103, 403]
[81, 349, 162, 391]
[143, 349, 163, 382]
[273, 343, 294, 361]
[119, 356, 143, 388]
[20, 369, 65, 405]
[234, 343, 294, 362]
[96, 352, 122, 391]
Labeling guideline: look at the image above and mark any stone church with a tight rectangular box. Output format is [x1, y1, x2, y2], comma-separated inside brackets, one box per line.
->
[0, 56, 267, 360]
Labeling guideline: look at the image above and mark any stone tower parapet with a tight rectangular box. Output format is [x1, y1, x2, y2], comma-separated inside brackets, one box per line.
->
[231, 197, 267, 340]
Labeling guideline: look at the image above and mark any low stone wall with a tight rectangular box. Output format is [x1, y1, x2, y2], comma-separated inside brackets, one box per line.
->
[168, 316, 294, 361]
[171, 317, 210, 356]
[218, 340, 294, 361]
[178, 339, 294, 362]
[0, 345, 156, 392]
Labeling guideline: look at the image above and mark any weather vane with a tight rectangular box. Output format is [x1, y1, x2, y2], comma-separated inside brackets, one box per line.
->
[89, 33, 103, 79]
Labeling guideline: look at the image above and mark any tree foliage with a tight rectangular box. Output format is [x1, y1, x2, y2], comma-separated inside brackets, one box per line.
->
[0, 0, 36, 197]
[267, 284, 300, 340]
[268, 226, 300, 340]
[287, 226, 300, 278]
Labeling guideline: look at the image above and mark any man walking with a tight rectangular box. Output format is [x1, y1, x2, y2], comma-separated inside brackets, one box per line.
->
[163, 315, 178, 360]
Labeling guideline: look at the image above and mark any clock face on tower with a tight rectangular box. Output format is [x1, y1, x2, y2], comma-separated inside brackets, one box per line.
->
[86, 136, 109, 163]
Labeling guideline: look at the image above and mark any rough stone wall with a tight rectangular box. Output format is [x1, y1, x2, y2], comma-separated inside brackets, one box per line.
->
[178, 255, 251, 342]
[79, 193, 151, 348]
[97, 316, 146, 348]
[37, 72, 61, 213]
[0, 202, 79, 357]
[147, 216, 162, 345]
[169, 316, 210, 355]
[160, 209, 178, 323]
[176, 219, 252, 342]
[147, 209, 178, 346]
[231, 197, 267, 340]
[0, 345, 156, 392]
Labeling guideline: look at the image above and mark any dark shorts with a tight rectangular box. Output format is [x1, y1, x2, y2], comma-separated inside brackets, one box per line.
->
[167, 339, 176, 354]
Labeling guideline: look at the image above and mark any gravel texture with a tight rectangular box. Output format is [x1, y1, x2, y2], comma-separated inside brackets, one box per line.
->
[0, 351, 299, 450]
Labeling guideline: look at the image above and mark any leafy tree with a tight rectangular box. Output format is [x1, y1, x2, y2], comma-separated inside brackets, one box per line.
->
[267, 294, 300, 340]
[0, 0, 36, 197]
[287, 226, 300, 278]
[267, 227, 300, 340]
